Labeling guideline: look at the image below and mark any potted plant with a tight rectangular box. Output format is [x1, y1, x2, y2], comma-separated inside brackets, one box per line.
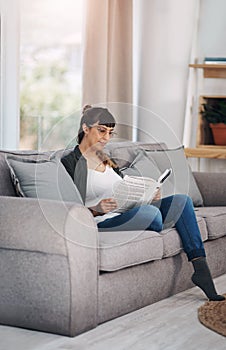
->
[201, 98, 226, 146]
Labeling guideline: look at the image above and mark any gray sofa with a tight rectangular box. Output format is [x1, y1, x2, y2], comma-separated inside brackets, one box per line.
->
[0, 141, 226, 337]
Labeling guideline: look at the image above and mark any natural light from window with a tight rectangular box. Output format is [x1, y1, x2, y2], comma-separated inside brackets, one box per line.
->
[20, 0, 83, 150]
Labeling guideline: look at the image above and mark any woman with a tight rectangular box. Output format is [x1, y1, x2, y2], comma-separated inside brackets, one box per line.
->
[61, 105, 224, 301]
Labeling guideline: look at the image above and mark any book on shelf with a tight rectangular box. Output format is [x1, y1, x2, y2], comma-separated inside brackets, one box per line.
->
[112, 168, 172, 213]
[204, 57, 226, 65]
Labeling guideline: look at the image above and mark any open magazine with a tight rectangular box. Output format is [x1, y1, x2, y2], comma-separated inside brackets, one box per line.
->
[112, 168, 172, 213]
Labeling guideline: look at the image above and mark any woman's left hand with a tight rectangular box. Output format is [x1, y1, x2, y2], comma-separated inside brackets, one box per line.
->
[153, 188, 161, 201]
[90, 198, 118, 215]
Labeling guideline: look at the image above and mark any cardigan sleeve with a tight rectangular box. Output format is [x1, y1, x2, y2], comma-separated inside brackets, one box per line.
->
[61, 154, 75, 181]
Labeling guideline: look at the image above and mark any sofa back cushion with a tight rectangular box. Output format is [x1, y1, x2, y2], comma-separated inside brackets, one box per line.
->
[104, 141, 167, 168]
[193, 172, 226, 206]
[121, 146, 204, 207]
[5, 154, 83, 204]
[0, 150, 52, 196]
[0, 149, 74, 197]
[0, 152, 17, 196]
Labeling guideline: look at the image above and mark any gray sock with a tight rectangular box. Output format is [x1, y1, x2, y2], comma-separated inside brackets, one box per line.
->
[191, 257, 225, 301]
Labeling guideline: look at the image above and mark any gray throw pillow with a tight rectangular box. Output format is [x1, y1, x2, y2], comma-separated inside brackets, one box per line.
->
[104, 141, 167, 169]
[122, 146, 203, 207]
[5, 155, 83, 204]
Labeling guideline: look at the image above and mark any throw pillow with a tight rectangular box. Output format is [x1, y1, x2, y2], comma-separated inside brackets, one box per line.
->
[5, 155, 83, 204]
[104, 141, 167, 169]
[122, 146, 203, 207]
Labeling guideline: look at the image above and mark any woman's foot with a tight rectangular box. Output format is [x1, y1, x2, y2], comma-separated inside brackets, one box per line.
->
[191, 257, 225, 301]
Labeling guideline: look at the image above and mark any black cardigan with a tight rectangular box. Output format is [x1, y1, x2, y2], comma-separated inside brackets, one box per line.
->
[61, 145, 123, 204]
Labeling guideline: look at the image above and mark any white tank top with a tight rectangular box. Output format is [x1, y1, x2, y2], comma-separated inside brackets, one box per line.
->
[86, 165, 123, 223]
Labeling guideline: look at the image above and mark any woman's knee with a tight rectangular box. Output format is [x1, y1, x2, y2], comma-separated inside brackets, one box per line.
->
[172, 194, 193, 207]
[138, 205, 163, 232]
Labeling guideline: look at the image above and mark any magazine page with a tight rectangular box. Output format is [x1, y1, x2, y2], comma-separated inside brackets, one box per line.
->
[112, 168, 172, 213]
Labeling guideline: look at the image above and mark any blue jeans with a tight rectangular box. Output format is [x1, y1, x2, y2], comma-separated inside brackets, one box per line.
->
[97, 194, 206, 261]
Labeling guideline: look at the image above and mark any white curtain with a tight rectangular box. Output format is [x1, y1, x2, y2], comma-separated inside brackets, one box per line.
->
[82, 0, 133, 140]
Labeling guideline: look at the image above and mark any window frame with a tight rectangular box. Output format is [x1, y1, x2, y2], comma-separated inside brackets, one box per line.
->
[0, 0, 20, 150]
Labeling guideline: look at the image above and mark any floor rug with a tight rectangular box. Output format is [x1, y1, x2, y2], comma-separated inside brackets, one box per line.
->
[198, 294, 226, 337]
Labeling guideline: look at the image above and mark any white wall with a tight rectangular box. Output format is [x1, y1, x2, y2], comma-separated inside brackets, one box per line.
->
[133, 0, 197, 148]
[0, 0, 20, 149]
[198, 0, 226, 58]
[197, 0, 226, 98]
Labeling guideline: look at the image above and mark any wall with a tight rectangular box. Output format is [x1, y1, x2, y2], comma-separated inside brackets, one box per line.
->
[198, 0, 226, 59]
[133, 0, 197, 148]
[197, 0, 226, 120]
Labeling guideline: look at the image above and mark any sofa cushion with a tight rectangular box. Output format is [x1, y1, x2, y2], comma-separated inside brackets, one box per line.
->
[161, 216, 208, 258]
[193, 171, 226, 206]
[0, 150, 52, 196]
[99, 230, 163, 271]
[194, 207, 226, 240]
[104, 141, 167, 169]
[0, 153, 17, 196]
[122, 146, 204, 207]
[5, 155, 83, 204]
[121, 149, 161, 179]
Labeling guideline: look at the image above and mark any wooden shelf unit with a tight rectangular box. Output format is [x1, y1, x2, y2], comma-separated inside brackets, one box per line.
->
[196, 95, 226, 148]
[184, 146, 226, 171]
[188, 63, 226, 161]
[185, 147, 226, 159]
[189, 63, 226, 78]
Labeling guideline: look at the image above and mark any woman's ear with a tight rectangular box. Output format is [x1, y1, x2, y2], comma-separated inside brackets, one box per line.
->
[82, 123, 89, 135]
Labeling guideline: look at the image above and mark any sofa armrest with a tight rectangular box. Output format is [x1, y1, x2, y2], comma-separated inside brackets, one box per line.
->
[0, 196, 98, 336]
[193, 172, 226, 206]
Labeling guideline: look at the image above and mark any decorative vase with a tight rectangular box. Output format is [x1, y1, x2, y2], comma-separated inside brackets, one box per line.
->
[209, 123, 226, 146]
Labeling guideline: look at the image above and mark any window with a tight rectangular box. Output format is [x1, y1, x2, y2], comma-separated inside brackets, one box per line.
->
[20, 0, 83, 150]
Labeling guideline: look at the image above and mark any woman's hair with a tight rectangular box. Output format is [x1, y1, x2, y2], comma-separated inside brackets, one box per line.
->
[77, 105, 117, 168]
[77, 104, 116, 144]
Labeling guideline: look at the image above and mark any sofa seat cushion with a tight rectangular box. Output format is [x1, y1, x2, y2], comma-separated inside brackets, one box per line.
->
[99, 230, 163, 271]
[161, 216, 208, 258]
[194, 207, 226, 240]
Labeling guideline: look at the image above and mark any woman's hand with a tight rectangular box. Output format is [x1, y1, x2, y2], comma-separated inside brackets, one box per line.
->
[153, 188, 161, 202]
[89, 198, 118, 216]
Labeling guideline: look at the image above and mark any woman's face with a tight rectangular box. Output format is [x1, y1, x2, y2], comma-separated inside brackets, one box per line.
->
[83, 122, 116, 150]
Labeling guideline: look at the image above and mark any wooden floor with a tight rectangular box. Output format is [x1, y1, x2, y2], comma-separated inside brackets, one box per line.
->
[0, 274, 226, 350]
